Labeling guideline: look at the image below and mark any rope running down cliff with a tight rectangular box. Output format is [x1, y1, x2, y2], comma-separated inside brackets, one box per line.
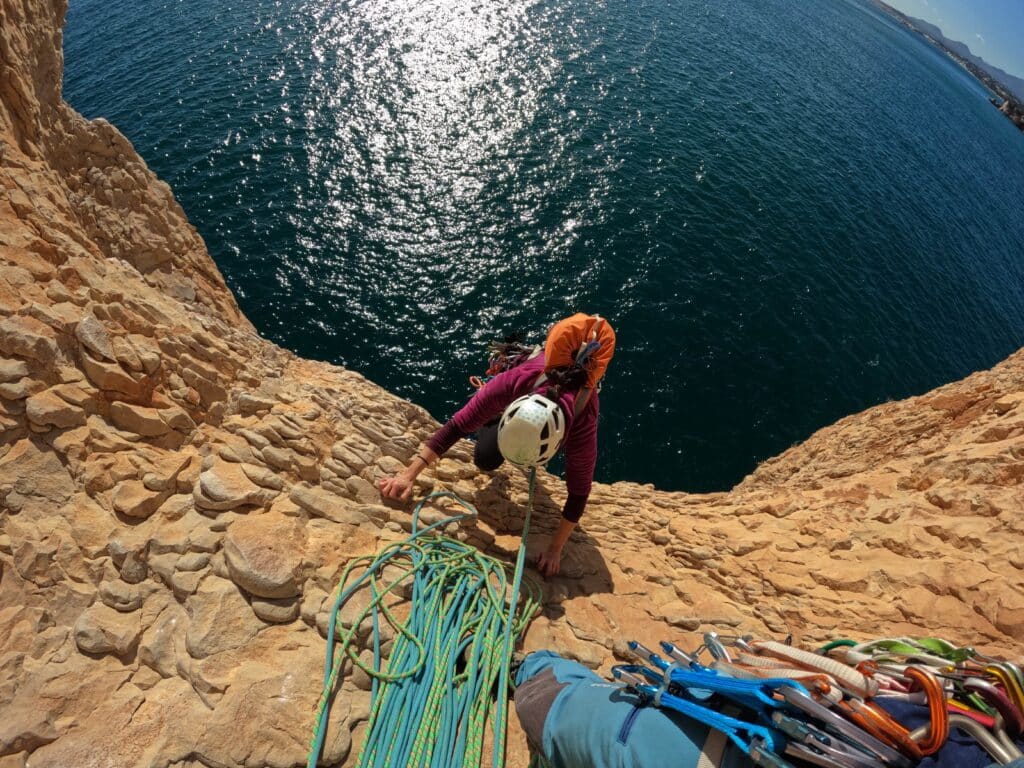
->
[307, 477, 542, 768]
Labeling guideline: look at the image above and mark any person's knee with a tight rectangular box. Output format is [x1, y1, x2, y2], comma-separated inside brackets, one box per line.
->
[474, 420, 504, 470]
[474, 449, 504, 471]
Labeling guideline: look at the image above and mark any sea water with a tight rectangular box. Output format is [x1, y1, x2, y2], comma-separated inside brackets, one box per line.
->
[64, 0, 1024, 492]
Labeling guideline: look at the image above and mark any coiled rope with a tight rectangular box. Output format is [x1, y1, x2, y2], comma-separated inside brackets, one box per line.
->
[307, 474, 542, 768]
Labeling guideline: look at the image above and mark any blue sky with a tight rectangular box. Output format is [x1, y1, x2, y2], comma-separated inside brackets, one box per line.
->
[881, 0, 1024, 79]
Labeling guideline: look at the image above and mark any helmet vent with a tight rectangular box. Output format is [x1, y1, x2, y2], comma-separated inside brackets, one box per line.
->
[497, 393, 567, 467]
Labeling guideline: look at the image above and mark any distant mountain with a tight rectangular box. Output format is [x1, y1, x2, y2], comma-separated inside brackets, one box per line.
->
[904, 16, 944, 41]
[903, 13, 1024, 101]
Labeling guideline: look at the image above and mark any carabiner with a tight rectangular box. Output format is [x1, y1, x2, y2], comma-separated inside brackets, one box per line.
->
[914, 714, 1016, 766]
[660, 640, 699, 667]
[778, 685, 914, 768]
[986, 663, 1024, 715]
[903, 666, 949, 755]
[703, 632, 734, 663]
[964, 677, 1024, 737]
[785, 737, 888, 768]
[611, 665, 790, 761]
[838, 698, 924, 761]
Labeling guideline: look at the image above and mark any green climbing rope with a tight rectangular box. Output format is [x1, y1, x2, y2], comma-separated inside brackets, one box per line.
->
[307, 477, 542, 768]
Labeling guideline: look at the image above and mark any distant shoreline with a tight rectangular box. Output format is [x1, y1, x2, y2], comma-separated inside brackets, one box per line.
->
[871, 0, 1024, 133]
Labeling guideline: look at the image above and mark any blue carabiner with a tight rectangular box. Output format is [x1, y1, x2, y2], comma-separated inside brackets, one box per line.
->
[612, 664, 791, 762]
[630, 640, 811, 713]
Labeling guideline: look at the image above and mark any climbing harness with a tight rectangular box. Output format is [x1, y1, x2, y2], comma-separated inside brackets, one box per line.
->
[306, 479, 542, 768]
[608, 631, 1024, 768]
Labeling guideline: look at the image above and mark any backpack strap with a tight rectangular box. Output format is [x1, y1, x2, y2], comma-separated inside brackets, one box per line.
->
[696, 725, 729, 768]
[569, 315, 604, 417]
[573, 387, 595, 418]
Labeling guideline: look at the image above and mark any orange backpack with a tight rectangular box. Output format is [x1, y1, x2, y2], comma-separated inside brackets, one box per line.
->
[543, 313, 616, 390]
[469, 314, 615, 417]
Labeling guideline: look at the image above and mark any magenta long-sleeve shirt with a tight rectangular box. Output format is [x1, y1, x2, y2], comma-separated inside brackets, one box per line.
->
[427, 354, 599, 501]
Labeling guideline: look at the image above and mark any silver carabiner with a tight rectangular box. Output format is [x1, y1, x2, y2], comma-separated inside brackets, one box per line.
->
[661, 640, 698, 667]
[613, 667, 650, 691]
[786, 740, 886, 768]
[777, 686, 913, 768]
[628, 641, 660, 665]
[912, 714, 1017, 765]
[703, 632, 733, 663]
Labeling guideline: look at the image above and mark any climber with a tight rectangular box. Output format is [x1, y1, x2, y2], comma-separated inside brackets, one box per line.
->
[513, 651, 1024, 768]
[379, 313, 615, 577]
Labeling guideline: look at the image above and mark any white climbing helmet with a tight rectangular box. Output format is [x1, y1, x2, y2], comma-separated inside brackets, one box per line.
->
[497, 394, 566, 467]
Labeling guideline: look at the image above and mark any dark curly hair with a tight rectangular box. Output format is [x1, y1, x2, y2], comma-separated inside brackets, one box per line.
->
[543, 365, 589, 403]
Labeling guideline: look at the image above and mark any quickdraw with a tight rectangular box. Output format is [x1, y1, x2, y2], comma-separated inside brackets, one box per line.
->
[609, 632, 1024, 768]
[611, 665, 791, 767]
[820, 635, 1024, 764]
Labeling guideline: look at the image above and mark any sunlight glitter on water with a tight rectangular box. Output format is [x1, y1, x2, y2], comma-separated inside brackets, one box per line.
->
[290, 0, 609, 347]
[63, 0, 1024, 492]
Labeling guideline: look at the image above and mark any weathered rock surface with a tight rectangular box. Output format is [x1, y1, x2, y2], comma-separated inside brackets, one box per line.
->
[223, 511, 306, 598]
[74, 602, 142, 656]
[1, 1, 1022, 767]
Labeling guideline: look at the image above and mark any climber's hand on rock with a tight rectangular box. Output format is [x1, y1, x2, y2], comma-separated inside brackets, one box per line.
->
[379, 474, 413, 502]
[536, 547, 562, 578]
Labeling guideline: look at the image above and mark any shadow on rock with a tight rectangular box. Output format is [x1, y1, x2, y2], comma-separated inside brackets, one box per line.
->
[470, 471, 614, 603]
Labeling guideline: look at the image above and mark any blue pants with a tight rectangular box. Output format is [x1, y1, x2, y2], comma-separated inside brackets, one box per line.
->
[513, 651, 751, 768]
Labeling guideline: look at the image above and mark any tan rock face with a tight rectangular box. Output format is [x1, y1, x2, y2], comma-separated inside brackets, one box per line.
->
[223, 511, 306, 599]
[109, 401, 171, 437]
[184, 577, 263, 659]
[25, 387, 86, 428]
[195, 458, 279, 511]
[112, 479, 169, 519]
[74, 313, 114, 361]
[74, 602, 142, 656]
[1, 0, 1023, 767]
[0, 315, 59, 362]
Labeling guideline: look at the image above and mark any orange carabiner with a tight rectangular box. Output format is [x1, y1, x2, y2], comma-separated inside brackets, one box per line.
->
[905, 665, 950, 755]
[840, 699, 925, 760]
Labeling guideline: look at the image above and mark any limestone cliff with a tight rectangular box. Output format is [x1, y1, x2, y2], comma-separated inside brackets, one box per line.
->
[1, 0, 1022, 766]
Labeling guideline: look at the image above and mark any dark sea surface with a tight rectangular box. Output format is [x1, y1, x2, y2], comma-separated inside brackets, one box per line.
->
[63, 0, 1024, 493]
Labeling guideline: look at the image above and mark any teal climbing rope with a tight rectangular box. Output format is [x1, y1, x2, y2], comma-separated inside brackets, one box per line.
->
[307, 475, 542, 768]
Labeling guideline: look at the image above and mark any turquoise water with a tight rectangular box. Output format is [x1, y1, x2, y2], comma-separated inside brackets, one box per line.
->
[63, 0, 1024, 493]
